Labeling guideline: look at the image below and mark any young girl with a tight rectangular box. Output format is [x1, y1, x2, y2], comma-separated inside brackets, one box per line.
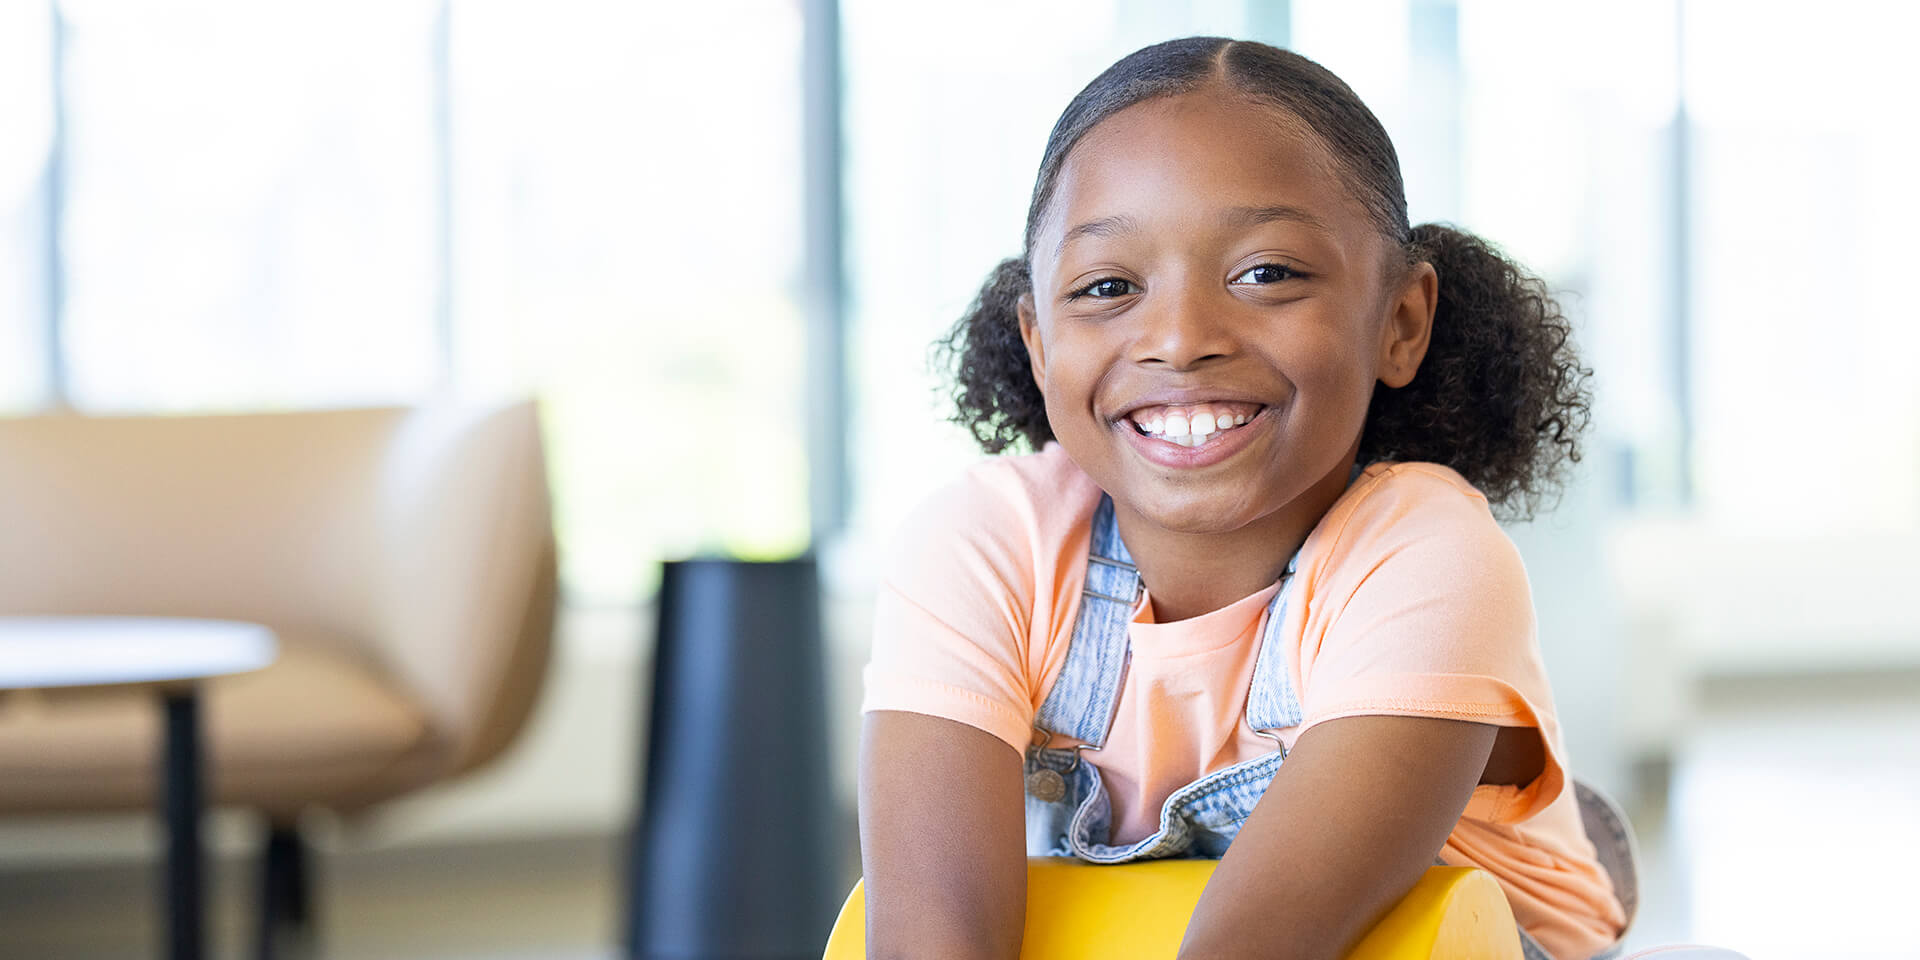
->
[858, 38, 1626, 960]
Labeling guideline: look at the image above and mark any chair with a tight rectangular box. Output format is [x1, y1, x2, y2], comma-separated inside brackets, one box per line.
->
[827, 781, 1747, 959]
[824, 860, 1524, 959]
[0, 398, 557, 955]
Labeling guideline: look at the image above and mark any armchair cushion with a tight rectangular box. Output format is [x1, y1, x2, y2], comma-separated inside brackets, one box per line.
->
[0, 635, 436, 818]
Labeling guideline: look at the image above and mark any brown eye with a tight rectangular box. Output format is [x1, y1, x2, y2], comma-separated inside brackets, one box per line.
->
[1231, 263, 1300, 285]
[1073, 277, 1137, 299]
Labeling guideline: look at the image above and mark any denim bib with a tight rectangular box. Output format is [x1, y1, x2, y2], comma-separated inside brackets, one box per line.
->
[1021, 493, 1300, 863]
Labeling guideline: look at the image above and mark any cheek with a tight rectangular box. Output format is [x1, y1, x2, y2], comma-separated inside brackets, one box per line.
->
[1274, 327, 1380, 436]
[1041, 370, 1103, 441]
[1281, 322, 1373, 392]
[1034, 328, 1102, 414]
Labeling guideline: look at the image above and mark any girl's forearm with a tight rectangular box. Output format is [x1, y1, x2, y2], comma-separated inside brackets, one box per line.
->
[1176, 716, 1497, 960]
[859, 711, 1029, 960]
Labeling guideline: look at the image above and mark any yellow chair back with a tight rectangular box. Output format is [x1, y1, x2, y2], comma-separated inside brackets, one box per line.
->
[822, 857, 1521, 959]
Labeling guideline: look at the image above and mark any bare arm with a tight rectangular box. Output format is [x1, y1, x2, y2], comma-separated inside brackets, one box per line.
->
[1177, 715, 1500, 960]
[859, 710, 1029, 960]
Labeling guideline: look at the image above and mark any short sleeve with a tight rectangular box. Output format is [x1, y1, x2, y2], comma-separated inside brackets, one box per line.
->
[860, 468, 1047, 756]
[1293, 463, 1565, 821]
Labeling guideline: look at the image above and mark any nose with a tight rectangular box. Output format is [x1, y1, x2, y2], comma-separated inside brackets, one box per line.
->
[1129, 278, 1236, 370]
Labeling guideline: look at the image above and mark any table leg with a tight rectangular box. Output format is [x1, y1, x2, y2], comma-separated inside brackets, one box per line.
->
[161, 688, 205, 960]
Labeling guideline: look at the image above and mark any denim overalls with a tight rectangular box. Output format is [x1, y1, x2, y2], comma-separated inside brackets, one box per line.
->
[1020, 493, 1620, 960]
[1021, 493, 1301, 863]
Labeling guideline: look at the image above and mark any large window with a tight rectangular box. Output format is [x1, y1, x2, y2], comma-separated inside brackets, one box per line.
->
[3, 0, 811, 606]
[1451, 0, 1682, 506]
[1682, 1, 1920, 534]
[447, 0, 809, 602]
[57, 2, 442, 411]
[1451, 0, 1920, 534]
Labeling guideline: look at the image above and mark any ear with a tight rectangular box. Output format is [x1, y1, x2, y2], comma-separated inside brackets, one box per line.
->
[1378, 261, 1437, 389]
[1017, 291, 1047, 392]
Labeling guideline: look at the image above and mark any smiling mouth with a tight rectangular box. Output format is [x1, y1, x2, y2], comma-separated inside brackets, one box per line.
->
[1123, 401, 1265, 448]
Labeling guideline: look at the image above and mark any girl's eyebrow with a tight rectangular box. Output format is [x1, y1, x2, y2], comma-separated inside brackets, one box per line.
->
[1225, 204, 1332, 235]
[1056, 214, 1140, 257]
[1056, 205, 1331, 258]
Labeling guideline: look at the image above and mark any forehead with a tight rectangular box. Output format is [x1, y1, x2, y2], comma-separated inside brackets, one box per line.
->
[1036, 89, 1374, 262]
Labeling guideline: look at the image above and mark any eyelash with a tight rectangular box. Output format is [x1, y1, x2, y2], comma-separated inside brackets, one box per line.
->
[1230, 262, 1304, 286]
[1065, 262, 1305, 300]
[1066, 277, 1138, 300]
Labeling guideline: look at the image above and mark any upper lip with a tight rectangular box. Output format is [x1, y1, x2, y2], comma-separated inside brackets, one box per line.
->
[1110, 387, 1272, 422]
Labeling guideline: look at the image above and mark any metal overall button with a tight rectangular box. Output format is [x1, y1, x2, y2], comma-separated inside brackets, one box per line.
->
[1025, 767, 1067, 803]
[1025, 729, 1095, 803]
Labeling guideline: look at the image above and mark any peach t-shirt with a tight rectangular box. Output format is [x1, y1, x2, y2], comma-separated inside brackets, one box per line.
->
[861, 444, 1626, 960]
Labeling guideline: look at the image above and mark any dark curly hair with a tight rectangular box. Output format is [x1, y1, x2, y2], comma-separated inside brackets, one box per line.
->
[937, 37, 1591, 520]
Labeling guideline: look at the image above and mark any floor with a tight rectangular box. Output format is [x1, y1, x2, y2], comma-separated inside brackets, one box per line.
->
[3, 680, 1914, 960]
[0, 832, 620, 960]
[1627, 673, 1920, 960]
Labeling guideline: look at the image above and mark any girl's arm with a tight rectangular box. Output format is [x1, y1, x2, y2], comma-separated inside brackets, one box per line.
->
[1177, 715, 1499, 960]
[859, 710, 1029, 960]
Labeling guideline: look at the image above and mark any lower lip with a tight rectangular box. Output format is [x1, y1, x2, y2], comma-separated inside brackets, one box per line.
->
[1118, 410, 1267, 469]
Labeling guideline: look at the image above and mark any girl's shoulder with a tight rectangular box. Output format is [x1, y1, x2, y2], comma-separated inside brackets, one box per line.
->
[871, 445, 1101, 728]
[1350, 459, 1492, 506]
[1318, 460, 1499, 545]
[1300, 459, 1518, 593]
[883, 443, 1102, 592]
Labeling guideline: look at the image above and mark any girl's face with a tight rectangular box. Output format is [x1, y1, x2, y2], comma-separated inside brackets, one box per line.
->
[1019, 87, 1435, 540]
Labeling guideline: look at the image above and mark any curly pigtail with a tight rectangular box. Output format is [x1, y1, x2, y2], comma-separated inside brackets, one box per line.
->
[1357, 224, 1593, 520]
[937, 257, 1052, 454]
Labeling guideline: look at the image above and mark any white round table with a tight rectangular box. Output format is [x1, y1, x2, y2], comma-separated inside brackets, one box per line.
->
[0, 616, 277, 960]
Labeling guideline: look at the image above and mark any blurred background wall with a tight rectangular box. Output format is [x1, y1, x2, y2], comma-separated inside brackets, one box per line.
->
[2, 1, 1917, 957]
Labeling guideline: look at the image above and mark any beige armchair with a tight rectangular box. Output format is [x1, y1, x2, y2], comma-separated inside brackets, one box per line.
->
[0, 398, 558, 950]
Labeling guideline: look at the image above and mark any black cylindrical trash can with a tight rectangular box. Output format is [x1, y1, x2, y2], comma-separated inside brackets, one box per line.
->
[625, 557, 839, 959]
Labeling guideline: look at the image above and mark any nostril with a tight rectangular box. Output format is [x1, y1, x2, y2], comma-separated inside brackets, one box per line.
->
[1138, 353, 1231, 370]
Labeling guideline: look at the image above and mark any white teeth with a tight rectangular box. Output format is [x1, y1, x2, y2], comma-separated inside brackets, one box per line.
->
[1126, 405, 1259, 444]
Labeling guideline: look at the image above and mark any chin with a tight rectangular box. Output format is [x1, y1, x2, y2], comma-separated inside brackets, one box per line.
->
[1125, 486, 1269, 537]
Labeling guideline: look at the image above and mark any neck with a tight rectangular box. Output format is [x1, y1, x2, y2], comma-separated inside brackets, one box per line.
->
[1114, 458, 1356, 623]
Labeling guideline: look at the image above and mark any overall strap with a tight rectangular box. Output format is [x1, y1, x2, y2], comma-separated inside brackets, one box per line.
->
[1244, 553, 1305, 733]
[1245, 460, 1364, 733]
[1032, 494, 1137, 748]
[1035, 478, 1330, 746]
